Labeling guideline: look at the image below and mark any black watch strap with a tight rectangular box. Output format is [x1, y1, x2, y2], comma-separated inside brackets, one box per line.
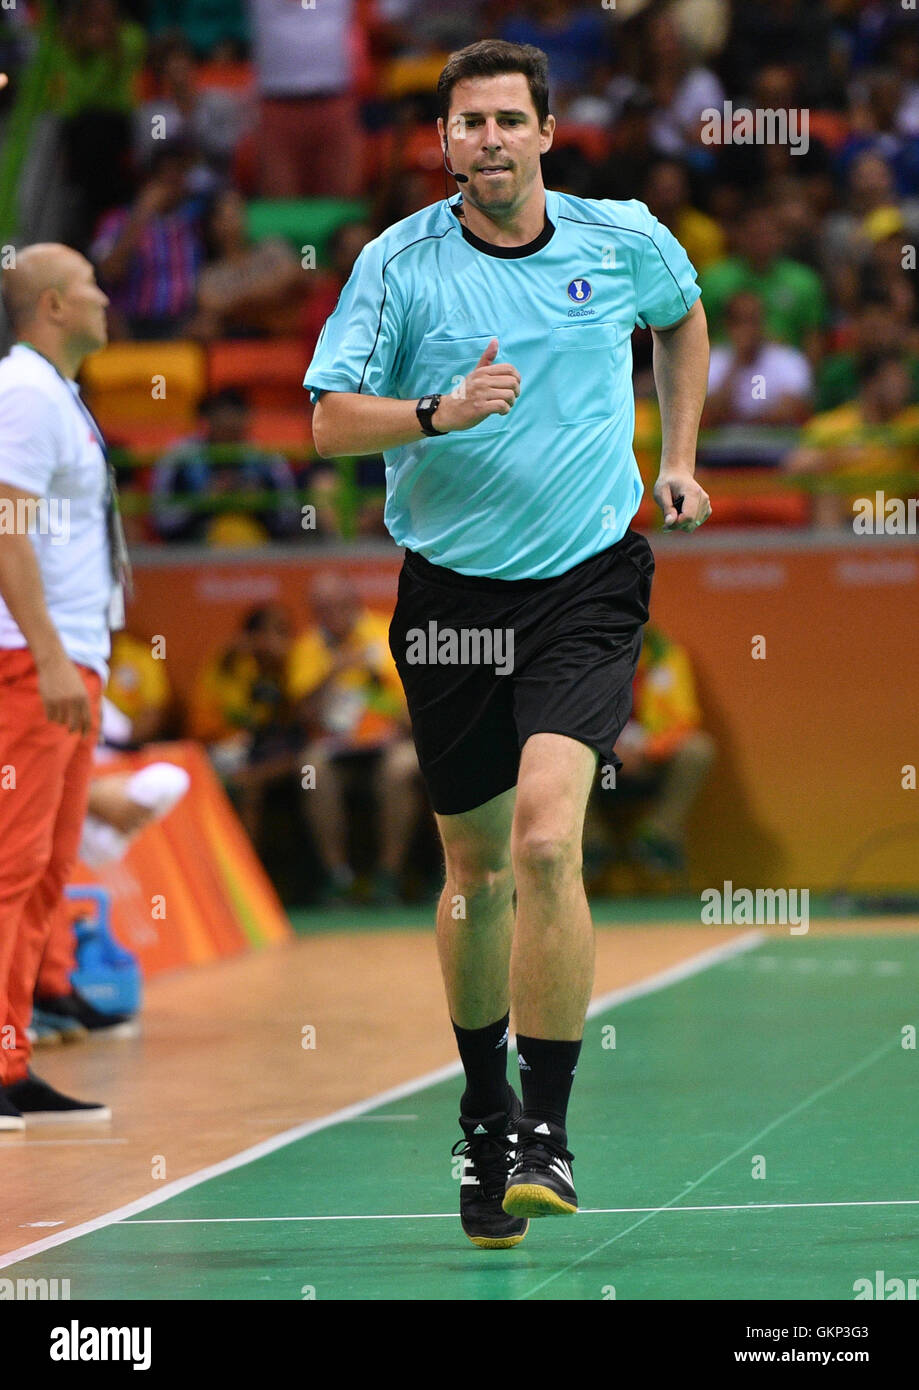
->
[416, 394, 445, 436]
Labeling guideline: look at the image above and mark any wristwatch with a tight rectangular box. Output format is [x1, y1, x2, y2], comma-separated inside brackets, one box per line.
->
[416, 394, 445, 436]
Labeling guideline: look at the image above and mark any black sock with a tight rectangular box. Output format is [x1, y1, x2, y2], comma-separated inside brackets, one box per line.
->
[516, 1033, 582, 1137]
[453, 1012, 511, 1118]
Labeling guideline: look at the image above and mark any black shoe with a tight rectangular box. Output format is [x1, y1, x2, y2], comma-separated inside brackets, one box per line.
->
[34, 989, 138, 1038]
[503, 1117, 578, 1218]
[5, 1072, 111, 1124]
[451, 1087, 529, 1249]
[0, 1087, 25, 1132]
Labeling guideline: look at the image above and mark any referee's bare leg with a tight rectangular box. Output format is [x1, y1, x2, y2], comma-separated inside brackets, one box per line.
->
[435, 731, 594, 1213]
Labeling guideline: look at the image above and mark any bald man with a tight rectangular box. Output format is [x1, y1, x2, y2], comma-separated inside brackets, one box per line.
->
[289, 572, 421, 904]
[0, 243, 123, 1129]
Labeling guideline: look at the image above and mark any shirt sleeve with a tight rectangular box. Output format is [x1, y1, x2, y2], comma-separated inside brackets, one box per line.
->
[303, 238, 405, 405]
[630, 201, 702, 331]
[0, 384, 62, 495]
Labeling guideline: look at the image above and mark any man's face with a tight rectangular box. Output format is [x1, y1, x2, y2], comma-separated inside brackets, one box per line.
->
[311, 583, 357, 643]
[438, 73, 554, 218]
[59, 254, 109, 353]
[726, 294, 763, 358]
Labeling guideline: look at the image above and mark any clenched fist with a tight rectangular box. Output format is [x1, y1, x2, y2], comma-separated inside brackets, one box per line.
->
[431, 338, 521, 433]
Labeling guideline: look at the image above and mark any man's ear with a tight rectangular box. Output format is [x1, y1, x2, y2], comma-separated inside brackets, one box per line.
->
[539, 114, 556, 155]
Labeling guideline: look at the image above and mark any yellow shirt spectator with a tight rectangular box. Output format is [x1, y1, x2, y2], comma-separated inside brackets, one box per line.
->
[632, 627, 702, 762]
[288, 610, 406, 749]
[106, 631, 172, 740]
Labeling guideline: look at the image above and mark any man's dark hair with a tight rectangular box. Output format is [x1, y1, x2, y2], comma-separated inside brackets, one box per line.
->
[437, 40, 551, 130]
[858, 347, 906, 387]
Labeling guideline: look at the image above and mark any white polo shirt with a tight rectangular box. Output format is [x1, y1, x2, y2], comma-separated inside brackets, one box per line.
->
[0, 344, 114, 679]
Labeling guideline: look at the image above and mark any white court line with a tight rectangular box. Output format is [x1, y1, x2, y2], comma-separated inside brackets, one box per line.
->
[120, 1197, 919, 1225]
[0, 1138, 128, 1149]
[521, 1033, 902, 1299]
[0, 930, 763, 1270]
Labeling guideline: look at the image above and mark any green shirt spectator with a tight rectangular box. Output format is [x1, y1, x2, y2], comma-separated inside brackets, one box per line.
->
[699, 204, 827, 354]
[816, 351, 919, 412]
[46, 4, 146, 118]
[701, 255, 827, 352]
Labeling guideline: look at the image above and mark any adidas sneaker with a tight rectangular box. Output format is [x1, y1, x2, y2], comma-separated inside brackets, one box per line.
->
[502, 1116, 578, 1217]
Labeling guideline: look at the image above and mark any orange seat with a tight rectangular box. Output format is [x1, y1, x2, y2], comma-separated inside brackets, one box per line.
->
[552, 123, 613, 164]
[249, 409, 311, 451]
[82, 341, 206, 431]
[207, 338, 309, 409]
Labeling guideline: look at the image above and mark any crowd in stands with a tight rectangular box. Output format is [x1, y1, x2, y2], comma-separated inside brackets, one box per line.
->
[0, 0, 916, 534]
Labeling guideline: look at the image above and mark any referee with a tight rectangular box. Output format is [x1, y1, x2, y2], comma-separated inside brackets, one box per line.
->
[305, 40, 711, 1249]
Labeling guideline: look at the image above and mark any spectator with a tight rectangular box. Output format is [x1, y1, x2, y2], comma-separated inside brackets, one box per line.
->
[46, 0, 147, 250]
[189, 604, 301, 844]
[821, 153, 919, 285]
[700, 202, 827, 361]
[499, 0, 612, 113]
[91, 140, 206, 340]
[290, 574, 420, 905]
[642, 9, 725, 160]
[785, 350, 919, 527]
[854, 206, 918, 329]
[149, 0, 249, 60]
[187, 188, 305, 340]
[250, 0, 363, 197]
[134, 33, 251, 183]
[301, 220, 374, 363]
[589, 88, 659, 203]
[643, 158, 725, 273]
[587, 624, 715, 880]
[816, 295, 919, 413]
[105, 629, 175, 744]
[838, 67, 919, 197]
[704, 290, 813, 428]
[151, 389, 300, 544]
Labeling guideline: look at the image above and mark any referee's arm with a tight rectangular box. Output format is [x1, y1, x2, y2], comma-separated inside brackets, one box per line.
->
[648, 299, 712, 531]
[312, 392, 428, 457]
[311, 341, 520, 458]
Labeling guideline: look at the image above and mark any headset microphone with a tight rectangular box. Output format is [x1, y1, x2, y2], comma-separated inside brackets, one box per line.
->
[442, 140, 468, 184]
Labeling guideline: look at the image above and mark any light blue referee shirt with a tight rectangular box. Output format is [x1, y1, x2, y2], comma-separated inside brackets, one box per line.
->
[304, 188, 700, 579]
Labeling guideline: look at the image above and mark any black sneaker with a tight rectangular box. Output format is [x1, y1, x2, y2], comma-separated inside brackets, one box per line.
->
[34, 989, 138, 1039]
[451, 1088, 529, 1249]
[5, 1072, 111, 1124]
[0, 1087, 25, 1132]
[503, 1117, 578, 1218]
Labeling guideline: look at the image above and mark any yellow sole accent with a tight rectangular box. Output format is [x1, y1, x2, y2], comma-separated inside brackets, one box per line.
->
[502, 1184, 578, 1218]
[466, 1220, 529, 1249]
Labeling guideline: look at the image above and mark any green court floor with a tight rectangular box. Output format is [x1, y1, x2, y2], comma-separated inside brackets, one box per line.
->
[3, 932, 918, 1300]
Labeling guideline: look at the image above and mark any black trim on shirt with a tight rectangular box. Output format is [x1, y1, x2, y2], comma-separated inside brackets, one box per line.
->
[451, 201, 555, 259]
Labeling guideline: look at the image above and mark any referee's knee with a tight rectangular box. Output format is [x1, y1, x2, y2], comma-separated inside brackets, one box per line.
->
[443, 851, 514, 904]
[512, 829, 582, 881]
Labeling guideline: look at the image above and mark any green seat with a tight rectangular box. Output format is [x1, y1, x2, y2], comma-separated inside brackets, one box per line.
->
[246, 198, 370, 265]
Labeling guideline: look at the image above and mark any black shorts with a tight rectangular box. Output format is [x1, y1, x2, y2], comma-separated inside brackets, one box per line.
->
[388, 529, 655, 815]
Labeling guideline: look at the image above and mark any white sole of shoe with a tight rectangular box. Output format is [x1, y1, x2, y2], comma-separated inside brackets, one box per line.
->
[87, 1019, 141, 1040]
[0, 1115, 25, 1132]
[22, 1106, 112, 1125]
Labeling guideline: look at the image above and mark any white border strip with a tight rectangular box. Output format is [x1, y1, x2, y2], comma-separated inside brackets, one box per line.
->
[0, 930, 763, 1270]
[112, 1196, 919, 1224]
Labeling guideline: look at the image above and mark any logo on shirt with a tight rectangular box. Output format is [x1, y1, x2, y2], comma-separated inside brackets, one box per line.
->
[567, 278, 592, 304]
